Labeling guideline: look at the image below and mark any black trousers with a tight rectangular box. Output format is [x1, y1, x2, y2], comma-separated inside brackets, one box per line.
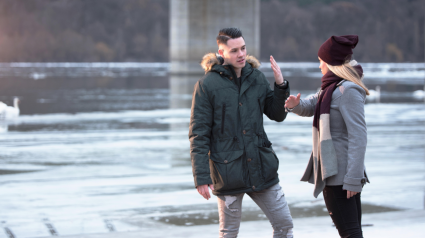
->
[323, 185, 363, 238]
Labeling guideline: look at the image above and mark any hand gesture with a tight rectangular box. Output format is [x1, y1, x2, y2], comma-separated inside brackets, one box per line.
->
[197, 184, 215, 200]
[270, 55, 284, 85]
[285, 93, 301, 109]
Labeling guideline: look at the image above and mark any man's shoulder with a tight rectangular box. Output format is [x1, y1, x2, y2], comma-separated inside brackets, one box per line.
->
[250, 68, 268, 85]
[197, 71, 222, 89]
[253, 68, 266, 78]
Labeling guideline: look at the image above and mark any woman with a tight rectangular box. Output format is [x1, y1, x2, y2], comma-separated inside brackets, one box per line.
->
[285, 35, 369, 238]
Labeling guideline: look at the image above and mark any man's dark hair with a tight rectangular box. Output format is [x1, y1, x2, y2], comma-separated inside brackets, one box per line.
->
[216, 27, 243, 46]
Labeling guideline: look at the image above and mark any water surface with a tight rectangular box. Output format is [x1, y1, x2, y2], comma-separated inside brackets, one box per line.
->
[0, 63, 423, 237]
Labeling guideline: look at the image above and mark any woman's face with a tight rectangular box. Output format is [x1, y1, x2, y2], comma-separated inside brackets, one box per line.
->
[318, 57, 329, 75]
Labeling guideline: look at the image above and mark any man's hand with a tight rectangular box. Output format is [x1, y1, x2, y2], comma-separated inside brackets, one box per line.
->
[346, 190, 358, 199]
[196, 184, 215, 200]
[285, 93, 301, 109]
[270, 55, 284, 85]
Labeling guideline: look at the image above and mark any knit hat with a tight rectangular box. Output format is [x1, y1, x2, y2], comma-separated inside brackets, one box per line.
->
[318, 35, 359, 66]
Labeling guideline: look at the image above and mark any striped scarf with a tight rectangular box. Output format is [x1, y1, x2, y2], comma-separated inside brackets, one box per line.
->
[310, 70, 343, 197]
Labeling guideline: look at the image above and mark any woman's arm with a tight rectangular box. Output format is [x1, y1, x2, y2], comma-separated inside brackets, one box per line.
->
[339, 85, 367, 194]
[286, 92, 319, 117]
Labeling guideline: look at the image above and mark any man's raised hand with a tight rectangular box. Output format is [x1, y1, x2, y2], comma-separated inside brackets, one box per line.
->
[270, 55, 284, 85]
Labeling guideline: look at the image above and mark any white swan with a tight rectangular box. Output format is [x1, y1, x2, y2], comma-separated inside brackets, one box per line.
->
[0, 98, 20, 120]
[0, 102, 7, 119]
[0, 121, 8, 133]
[367, 86, 381, 103]
[413, 90, 425, 99]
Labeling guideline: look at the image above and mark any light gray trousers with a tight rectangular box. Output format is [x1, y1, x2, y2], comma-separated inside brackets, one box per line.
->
[217, 183, 294, 238]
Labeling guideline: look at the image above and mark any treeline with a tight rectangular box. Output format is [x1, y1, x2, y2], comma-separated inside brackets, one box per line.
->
[0, 0, 169, 62]
[261, 0, 424, 62]
[0, 0, 423, 62]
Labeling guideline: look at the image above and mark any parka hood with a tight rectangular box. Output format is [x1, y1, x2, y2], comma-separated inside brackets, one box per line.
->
[200, 53, 261, 73]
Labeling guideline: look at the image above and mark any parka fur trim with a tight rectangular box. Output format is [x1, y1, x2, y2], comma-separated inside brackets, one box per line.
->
[200, 53, 261, 73]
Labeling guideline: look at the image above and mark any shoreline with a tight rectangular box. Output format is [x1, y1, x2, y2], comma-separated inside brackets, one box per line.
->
[33, 209, 425, 238]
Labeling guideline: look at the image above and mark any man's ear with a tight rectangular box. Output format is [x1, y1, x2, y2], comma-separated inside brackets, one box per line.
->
[218, 49, 224, 57]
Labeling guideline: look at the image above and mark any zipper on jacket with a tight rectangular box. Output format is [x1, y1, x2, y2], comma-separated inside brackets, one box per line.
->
[221, 103, 226, 134]
[257, 98, 263, 147]
[257, 98, 262, 114]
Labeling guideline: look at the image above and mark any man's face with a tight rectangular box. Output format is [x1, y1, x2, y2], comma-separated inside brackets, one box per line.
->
[218, 37, 246, 70]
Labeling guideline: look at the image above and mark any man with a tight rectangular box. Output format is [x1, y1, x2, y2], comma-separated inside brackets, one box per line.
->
[189, 27, 293, 237]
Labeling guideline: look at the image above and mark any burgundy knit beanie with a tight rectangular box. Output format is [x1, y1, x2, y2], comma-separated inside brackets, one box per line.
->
[318, 35, 359, 66]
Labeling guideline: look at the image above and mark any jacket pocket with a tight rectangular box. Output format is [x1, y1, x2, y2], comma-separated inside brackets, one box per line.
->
[221, 103, 226, 134]
[255, 132, 272, 148]
[258, 146, 279, 182]
[209, 150, 246, 192]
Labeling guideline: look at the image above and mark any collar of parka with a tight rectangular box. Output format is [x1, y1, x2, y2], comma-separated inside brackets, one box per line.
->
[200, 53, 261, 78]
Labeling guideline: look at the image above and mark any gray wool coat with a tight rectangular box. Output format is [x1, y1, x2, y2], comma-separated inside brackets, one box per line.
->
[292, 80, 369, 193]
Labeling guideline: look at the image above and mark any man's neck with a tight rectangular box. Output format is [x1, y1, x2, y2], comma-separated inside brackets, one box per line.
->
[233, 67, 242, 78]
[234, 67, 242, 78]
[223, 63, 242, 78]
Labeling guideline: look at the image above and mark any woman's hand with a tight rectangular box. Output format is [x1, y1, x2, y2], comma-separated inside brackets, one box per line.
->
[285, 93, 301, 109]
[270, 55, 284, 85]
[346, 190, 358, 199]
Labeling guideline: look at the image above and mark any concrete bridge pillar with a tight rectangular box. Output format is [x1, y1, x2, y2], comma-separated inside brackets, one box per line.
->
[169, 0, 260, 111]
[169, 0, 260, 75]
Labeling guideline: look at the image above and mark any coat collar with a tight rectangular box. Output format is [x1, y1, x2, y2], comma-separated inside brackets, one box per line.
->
[239, 63, 257, 96]
[200, 52, 261, 74]
[200, 53, 260, 96]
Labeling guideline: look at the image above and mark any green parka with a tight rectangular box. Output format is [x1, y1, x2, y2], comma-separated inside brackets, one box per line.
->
[189, 53, 290, 195]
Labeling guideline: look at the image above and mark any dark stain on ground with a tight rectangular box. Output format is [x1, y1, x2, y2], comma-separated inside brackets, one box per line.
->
[0, 169, 41, 175]
[146, 203, 401, 226]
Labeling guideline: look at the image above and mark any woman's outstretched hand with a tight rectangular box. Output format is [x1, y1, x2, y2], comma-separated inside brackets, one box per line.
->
[285, 93, 301, 109]
[270, 55, 284, 85]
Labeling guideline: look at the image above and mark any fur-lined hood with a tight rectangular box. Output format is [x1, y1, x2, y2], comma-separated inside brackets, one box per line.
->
[200, 53, 261, 73]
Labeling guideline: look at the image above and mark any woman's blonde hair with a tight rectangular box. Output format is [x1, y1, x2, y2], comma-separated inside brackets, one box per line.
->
[327, 60, 370, 95]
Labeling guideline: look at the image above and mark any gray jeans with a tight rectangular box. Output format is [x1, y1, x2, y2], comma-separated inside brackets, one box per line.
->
[217, 183, 294, 238]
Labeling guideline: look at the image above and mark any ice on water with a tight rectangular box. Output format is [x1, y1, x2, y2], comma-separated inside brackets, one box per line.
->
[1, 103, 424, 236]
[0, 62, 424, 237]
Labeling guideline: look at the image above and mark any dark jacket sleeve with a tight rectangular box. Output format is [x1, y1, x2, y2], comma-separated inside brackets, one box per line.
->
[189, 80, 214, 187]
[263, 77, 290, 122]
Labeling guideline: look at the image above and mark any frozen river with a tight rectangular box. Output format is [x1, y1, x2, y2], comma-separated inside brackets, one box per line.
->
[0, 62, 424, 237]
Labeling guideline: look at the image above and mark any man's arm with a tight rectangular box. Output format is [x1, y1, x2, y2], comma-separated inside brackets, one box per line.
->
[189, 80, 214, 190]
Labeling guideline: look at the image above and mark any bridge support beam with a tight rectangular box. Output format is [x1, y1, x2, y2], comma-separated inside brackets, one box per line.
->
[170, 0, 260, 75]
